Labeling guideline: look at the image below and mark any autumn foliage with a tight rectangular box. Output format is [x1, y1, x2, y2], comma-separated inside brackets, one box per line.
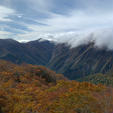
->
[0, 60, 113, 113]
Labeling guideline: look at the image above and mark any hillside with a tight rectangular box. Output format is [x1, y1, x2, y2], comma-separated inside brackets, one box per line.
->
[0, 39, 55, 65]
[0, 60, 66, 83]
[0, 39, 113, 80]
[48, 43, 113, 79]
[0, 60, 113, 113]
[77, 73, 113, 87]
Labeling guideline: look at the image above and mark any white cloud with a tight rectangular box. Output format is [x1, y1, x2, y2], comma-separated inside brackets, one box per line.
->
[94, 28, 113, 50]
[0, 31, 13, 39]
[54, 28, 113, 50]
[0, 5, 15, 21]
[21, 8, 112, 36]
[15, 27, 113, 50]
[0, 0, 113, 51]
[38, 10, 113, 32]
[18, 0, 53, 15]
[0, 31, 11, 35]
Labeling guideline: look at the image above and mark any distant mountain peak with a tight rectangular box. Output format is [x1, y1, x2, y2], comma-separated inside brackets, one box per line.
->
[0, 38, 113, 80]
[38, 38, 53, 42]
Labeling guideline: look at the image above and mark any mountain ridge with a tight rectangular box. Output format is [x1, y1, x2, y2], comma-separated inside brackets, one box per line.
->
[0, 38, 113, 79]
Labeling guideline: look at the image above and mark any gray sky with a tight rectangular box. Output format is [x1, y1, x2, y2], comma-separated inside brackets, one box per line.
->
[0, 0, 113, 49]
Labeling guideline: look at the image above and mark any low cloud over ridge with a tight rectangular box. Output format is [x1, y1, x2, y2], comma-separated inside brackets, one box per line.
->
[0, 0, 113, 50]
[36, 28, 113, 50]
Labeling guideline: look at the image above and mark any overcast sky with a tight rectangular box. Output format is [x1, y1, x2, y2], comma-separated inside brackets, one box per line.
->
[0, 0, 113, 46]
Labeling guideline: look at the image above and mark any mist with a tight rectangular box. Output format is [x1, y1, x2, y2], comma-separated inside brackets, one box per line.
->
[45, 28, 113, 50]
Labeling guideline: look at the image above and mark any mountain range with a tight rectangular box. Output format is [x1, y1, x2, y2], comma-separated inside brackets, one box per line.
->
[0, 38, 113, 80]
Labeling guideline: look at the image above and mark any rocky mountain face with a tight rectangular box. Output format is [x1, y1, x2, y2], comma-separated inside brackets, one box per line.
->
[0, 39, 113, 79]
[48, 43, 113, 79]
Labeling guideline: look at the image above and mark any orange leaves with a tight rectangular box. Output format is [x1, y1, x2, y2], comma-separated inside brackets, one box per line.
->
[69, 88, 73, 92]
[0, 60, 113, 113]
